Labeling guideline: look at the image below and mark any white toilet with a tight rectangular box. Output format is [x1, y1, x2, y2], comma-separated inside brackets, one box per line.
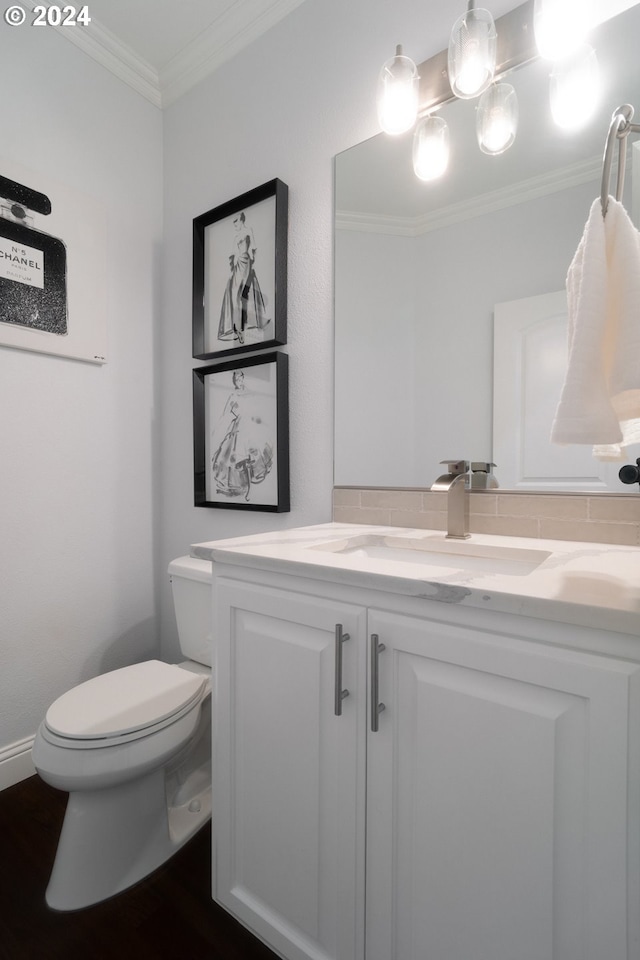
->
[32, 555, 213, 912]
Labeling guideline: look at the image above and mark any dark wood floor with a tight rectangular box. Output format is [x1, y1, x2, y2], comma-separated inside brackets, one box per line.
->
[0, 775, 279, 960]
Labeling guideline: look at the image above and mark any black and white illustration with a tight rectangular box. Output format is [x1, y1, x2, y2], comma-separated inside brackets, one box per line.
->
[192, 179, 287, 361]
[0, 158, 107, 364]
[193, 352, 289, 512]
[216, 208, 271, 344]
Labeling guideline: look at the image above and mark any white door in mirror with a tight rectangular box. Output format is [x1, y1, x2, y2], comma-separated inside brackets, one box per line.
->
[493, 290, 640, 490]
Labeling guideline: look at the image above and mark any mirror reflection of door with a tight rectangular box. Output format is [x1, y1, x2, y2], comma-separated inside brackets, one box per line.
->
[493, 291, 640, 491]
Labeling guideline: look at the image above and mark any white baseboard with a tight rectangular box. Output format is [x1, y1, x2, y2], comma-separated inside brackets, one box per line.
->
[0, 736, 36, 790]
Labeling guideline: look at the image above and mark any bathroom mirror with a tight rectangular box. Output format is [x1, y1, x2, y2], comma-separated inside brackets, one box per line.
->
[334, 3, 640, 492]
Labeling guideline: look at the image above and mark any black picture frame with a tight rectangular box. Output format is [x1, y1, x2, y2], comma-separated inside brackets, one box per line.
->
[192, 179, 288, 361]
[193, 352, 290, 512]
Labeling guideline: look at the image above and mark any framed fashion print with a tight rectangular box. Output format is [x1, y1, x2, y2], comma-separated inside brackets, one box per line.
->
[192, 179, 287, 361]
[193, 351, 290, 511]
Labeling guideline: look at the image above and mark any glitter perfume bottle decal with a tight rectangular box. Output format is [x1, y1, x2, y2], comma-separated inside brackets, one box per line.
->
[0, 174, 67, 335]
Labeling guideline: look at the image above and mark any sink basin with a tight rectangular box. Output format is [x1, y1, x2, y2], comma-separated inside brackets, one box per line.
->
[310, 534, 551, 577]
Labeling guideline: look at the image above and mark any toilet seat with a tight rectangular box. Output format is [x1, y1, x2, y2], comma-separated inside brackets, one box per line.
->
[43, 660, 207, 749]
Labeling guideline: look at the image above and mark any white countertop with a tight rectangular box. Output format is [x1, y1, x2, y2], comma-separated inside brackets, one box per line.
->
[192, 522, 640, 636]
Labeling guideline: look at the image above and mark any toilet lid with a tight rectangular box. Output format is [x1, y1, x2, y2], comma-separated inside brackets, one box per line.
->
[45, 660, 207, 740]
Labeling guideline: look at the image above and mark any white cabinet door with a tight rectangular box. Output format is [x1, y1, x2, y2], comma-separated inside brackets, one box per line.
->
[366, 609, 640, 960]
[214, 579, 367, 960]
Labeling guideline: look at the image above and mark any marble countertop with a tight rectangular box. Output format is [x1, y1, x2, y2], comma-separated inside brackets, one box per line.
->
[192, 522, 640, 636]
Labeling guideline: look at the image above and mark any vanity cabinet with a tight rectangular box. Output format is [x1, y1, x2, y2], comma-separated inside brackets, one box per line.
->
[212, 566, 640, 960]
[213, 578, 368, 960]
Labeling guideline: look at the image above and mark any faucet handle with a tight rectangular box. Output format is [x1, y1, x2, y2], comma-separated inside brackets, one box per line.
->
[439, 460, 469, 475]
[470, 462, 498, 489]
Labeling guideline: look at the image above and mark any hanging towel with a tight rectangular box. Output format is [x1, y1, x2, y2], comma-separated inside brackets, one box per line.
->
[550, 195, 640, 460]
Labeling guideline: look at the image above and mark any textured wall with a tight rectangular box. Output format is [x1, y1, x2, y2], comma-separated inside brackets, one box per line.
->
[159, 0, 520, 659]
[0, 25, 163, 751]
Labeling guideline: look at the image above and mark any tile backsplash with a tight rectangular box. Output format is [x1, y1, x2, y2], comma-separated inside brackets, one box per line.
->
[333, 487, 640, 546]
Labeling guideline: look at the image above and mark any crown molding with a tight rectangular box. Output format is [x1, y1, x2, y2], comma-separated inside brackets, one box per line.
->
[22, 0, 161, 107]
[334, 210, 417, 236]
[336, 155, 604, 236]
[23, 0, 305, 109]
[160, 0, 305, 107]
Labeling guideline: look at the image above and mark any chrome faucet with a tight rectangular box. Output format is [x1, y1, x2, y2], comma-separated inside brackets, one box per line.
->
[431, 460, 471, 540]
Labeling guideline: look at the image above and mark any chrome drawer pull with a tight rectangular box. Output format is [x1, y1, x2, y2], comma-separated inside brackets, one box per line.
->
[370, 634, 386, 732]
[334, 623, 350, 716]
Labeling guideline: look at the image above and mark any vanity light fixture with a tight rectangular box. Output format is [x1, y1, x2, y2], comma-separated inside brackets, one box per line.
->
[476, 81, 519, 154]
[376, 1, 601, 180]
[376, 44, 420, 135]
[549, 43, 600, 130]
[533, 0, 592, 61]
[413, 115, 450, 180]
[448, 0, 497, 99]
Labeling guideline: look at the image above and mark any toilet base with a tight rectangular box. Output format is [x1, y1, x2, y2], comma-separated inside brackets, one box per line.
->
[46, 766, 211, 911]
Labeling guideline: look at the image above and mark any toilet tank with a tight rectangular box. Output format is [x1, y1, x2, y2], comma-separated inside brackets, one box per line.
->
[168, 556, 212, 667]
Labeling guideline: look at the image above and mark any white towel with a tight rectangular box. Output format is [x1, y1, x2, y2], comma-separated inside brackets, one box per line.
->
[550, 195, 640, 460]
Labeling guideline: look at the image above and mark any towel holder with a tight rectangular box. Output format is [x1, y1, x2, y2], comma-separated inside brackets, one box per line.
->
[601, 104, 640, 217]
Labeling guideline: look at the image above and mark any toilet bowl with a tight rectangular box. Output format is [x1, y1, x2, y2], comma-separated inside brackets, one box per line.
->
[31, 556, 213, 912]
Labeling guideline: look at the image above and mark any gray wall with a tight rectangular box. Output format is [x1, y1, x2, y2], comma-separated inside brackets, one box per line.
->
[0, 24, 162, 763]
[158, 0, 520, 660]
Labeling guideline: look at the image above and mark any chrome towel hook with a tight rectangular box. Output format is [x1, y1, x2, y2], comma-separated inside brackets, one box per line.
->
[601, 103, 640, 217]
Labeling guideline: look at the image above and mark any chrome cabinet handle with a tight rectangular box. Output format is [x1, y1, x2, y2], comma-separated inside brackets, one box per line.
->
[334, 623, 350, 716]
[370, 633, 386, 732]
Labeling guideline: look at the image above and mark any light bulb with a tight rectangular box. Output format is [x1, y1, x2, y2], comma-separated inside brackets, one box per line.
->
[534, 0, 592, 61]
[376, 45, 419, 135]
[550, 44, 600, 130]
[448, 6, 497, 100]
[476, 82, 518, 155]
[413, 116, 450, 181]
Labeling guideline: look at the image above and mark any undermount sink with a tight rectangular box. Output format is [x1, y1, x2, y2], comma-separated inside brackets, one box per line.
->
[310, 534, 551, 577]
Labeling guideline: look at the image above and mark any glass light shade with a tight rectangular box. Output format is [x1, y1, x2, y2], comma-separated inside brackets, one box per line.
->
[534, 0, 592, 61]
[550, 44, 600, 130]
[476, 82, 518, 155]
[413, 116, 450, 181]
[448, 7, 497, 100]
[376, 45, 419, 135]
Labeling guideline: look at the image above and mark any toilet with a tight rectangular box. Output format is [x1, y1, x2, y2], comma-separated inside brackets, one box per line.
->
[32, 555, 213, 912]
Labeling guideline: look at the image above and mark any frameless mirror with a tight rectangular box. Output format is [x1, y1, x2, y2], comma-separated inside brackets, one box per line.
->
[334, 3, 640, 492]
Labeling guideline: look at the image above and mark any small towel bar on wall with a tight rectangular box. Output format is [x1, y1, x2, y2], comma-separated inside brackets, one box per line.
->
[601, 103, 640, 217]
